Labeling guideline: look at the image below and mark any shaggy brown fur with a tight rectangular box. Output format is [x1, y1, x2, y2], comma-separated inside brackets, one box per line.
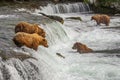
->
[91, 14, 110, 26]
[13, 32, 48, 51]
[72, 42, 93, 53]
[15, 21, 46, 37]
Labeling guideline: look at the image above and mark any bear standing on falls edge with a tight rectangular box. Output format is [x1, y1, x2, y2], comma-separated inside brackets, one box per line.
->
[91, 14, 110, 26]
[13, 32, 48, 51]
[15, 21, 46, 38]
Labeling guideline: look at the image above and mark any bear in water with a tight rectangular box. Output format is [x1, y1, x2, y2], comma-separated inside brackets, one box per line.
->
[72, 42, 93, 53]
[91, 14, 110, 26]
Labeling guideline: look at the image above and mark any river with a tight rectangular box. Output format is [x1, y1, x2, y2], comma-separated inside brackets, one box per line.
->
[0, 2, 120, 80]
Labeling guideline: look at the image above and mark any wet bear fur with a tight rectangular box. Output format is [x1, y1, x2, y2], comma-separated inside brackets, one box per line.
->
[72, 42, 93, 53]
[15, 21, 46, 37]
[13, 32, 48, 51]
[91, 14, 110, 26]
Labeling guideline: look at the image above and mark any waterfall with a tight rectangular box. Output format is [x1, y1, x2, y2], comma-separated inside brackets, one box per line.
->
[0, 19, 69, 80]
[40, 20, 69, 46]
[1, 2, 120, 80]
[40, 2, 92, 14]
[0, 58, 42, 80]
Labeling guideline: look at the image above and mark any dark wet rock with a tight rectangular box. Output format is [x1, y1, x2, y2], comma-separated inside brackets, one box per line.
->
[66, 17, 82, 21]
[102, 26, 120, 29]
[0, 50, 37, 61]
[56, 53, 65, 59]
[93, 48, 120, 54]
[39, 12, 64, 24]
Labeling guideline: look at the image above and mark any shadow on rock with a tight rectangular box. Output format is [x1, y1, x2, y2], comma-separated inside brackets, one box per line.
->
[0, 50, 37, 61]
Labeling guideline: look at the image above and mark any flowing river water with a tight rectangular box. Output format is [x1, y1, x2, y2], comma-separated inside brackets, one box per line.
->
[0, 2, 120, 80]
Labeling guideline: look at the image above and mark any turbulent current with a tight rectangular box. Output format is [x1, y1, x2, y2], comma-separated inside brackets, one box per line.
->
[0, 2, 120, 80]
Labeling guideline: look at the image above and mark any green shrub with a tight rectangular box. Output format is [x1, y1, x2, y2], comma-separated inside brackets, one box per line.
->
[98, 0, 120, 6]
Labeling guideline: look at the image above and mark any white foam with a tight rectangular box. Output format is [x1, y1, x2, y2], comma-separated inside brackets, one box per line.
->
[0, 15, 17, 18]
[12, 6, 120, 80]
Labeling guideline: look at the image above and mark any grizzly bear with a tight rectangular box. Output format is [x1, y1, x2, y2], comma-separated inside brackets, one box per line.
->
[13, 32, 48, 51]
[72, 42, 93, 53]
[91, 14, 110, 26]
[15, 21, 46, 37]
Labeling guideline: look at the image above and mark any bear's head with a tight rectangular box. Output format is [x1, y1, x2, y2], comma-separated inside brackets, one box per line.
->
[38, 28, 46, 38]
[72, 42, 82, 49]
[91, 16, 96, 21]
[91, 14, 101, 21]
[34, 24, 46, 37]
[40, 38, 49, 48]
[13, 37, 23, 47]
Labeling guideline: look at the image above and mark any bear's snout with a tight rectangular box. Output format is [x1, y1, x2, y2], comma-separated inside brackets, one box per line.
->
[45, 45, 49, 48]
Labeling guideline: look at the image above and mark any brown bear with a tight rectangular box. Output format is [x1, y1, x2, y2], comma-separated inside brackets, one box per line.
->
[13, 32, 48, 51]
[72, 42, 93, 53]
[15, 21, 46, 37]
[91, 14, 110, 26]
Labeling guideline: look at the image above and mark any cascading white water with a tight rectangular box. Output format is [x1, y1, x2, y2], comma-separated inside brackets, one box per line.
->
[88, 0, 96, 4]
[40, 20, 69, 46]
[40, 2, 92, 14]
[1, 2, 120, 80]
[0, 19, 70, 80]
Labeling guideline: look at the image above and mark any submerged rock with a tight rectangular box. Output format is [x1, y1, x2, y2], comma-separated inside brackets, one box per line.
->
[66, 17, 82, 21]
[39, 12, 64, 24]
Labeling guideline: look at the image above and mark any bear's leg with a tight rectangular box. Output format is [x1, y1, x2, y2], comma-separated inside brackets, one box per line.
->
[33, 45, 38, 51]
[106, 23, 109, 26]
[77, 48, 80, 52]
[95, 20, 100, 26]
[77, 49, 82, 53]
[97, 21, 100, 26]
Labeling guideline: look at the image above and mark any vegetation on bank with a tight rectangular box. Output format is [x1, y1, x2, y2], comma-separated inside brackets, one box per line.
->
[0, 0, 85, 10]
[98, 0, 119, 6]
[90, 0, 120, 14]
[0, 0, 84, 3]
[0, 0, 120, 14]
[0, 0, 50, 9]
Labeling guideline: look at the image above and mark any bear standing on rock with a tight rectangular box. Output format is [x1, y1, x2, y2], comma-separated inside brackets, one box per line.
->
[15, 21, 46, 37]
[13, 32, 48, 51]
[91, 14, 110, 26]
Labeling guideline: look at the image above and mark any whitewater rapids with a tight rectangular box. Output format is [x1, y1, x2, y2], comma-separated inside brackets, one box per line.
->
[0, 2, 120, 80]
